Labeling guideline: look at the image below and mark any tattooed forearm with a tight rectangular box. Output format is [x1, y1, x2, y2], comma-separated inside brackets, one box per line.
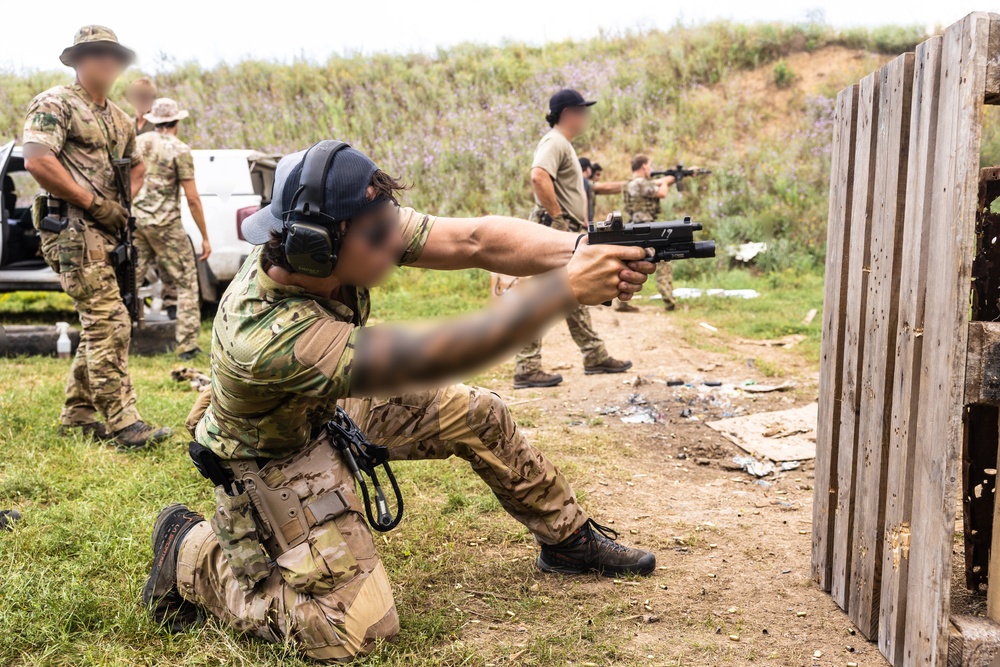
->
[350, 271, 575, 396]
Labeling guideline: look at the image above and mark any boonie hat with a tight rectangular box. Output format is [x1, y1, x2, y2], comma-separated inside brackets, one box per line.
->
[144, 98, 189, 124]
[548, 88, 596, 117]
[241, 141, 382, 245]
[60, 25, 135, 67]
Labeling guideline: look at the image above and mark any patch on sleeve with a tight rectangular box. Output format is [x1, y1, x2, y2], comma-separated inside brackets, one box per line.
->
[293, 318, 356, 382]
[397, 207, 437, 266]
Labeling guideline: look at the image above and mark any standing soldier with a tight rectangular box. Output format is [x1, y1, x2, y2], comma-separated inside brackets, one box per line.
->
[515, 89, 632, 388]
[23, 25, 172, 449]
[623, 154, 677, 311]
[134, 98, 212, 360]
[125, 78, 157, 137]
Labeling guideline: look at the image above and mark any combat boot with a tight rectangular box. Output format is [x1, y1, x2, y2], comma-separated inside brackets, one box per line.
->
[58, 422, 113, 442]
[143, 504, 205, 633]
[177, 348, 201, 361]
[114, 421, 174, 452]
[537, 518, 656, 577]
[513, 370, 563, 389]
[583, 357, 633, 375]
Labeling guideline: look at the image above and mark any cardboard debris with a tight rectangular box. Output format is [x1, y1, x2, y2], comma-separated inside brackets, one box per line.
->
[707, 403, 818, 462]
[742, 380, 796, 393]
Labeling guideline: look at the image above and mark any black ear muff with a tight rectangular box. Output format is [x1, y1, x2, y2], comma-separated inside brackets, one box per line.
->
[282, 140, 351, 277]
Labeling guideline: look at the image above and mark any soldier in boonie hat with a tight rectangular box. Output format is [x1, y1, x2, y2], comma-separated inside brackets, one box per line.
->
[143, 98, 190, 125]
[59, 25, 136, 67]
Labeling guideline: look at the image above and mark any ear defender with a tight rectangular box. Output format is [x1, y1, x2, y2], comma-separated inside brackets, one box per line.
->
[282, 140, 351, 278]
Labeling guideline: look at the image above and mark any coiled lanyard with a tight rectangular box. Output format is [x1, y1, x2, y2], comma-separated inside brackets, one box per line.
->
[325, 406, 404, 532]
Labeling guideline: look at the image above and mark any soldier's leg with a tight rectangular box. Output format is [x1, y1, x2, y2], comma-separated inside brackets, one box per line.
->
[60, 340, 98, 426]
[513, 338, 543, 376]
[564, 305, 610, 367]
[154, 224, 201, 353]
[342, 385, 587, 543]
[655, 262, 676, 311]
[59, 261, 141, 431]
[175, 446, 398, 662]
[134, 226, 155, 295]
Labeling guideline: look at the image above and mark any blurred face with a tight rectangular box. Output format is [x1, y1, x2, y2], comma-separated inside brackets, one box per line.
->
[560, 105, 591, 136]
[582, 166, 592, 178]
[640, 162, 652, 178]
[592, 169, 602, 182]
[127, 87, 156, 115]
[332, 202, 404, 288]
[74, 48, 128, 95]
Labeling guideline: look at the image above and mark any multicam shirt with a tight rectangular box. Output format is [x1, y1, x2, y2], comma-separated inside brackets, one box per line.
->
[134, 132, 195, 228]
[22, 84, 137, 207]
[196, 207, 436, 461]
[623, 177, 662, 223]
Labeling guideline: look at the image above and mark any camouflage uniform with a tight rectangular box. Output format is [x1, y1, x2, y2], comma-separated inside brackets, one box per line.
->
[23, 84, 142, 431]
[133, 131, 200, 353]
[623, 177, 674, 309]
[514, 207, 610, 375]
[177, 207, 587, 662]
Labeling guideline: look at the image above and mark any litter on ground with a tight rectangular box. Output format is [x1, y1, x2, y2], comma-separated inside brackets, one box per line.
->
[706, 403, 818, 462]
[673, 288, 761, 300]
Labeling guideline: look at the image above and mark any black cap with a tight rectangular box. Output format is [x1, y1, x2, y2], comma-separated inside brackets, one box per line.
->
[548, 88, 596, 118]
[241, 143, 382, 245]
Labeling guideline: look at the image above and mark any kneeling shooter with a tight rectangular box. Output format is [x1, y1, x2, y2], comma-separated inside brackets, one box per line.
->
[143, 141, 657, 662]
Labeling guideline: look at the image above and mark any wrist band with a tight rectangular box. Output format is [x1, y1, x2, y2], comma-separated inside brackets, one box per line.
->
[573, 233, 586, 252]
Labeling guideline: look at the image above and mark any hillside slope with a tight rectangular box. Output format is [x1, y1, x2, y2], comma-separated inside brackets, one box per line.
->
[4, 21, 998, 275]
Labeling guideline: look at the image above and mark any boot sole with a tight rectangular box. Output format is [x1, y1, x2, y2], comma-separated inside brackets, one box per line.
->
[584, 363, 634, 375]
[536, 553, 656, 577]
[513, 379, 563, 389]
[142, 504, 186, 609]
[142, 504, 204, 632]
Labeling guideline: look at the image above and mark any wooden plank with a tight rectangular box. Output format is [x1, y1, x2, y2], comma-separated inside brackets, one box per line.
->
[947, 615, 1000, 667]
[986, 16, 999, 104]
[831, 69, 881, 610]
[848, 51, 915, 640]
[965, 322, 1000, 407]
[811, 83, 860, 591]
[878, 35, 943, 666]
[903, 12, 993, 667]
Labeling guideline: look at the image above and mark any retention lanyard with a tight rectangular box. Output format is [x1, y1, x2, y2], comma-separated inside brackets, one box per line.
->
[325, 407, 403, 532]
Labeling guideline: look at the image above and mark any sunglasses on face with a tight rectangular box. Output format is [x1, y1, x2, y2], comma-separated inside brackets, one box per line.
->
[77, 45, 128, 62]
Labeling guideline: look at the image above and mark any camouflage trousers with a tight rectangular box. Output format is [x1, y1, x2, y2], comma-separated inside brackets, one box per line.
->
[135, 222, 200, 353]
[177, 383, 586, 662]
[514, 305, 609, 375]
[655, 262, 675, 310]
[50, 219, 140, 432]
[517, 207, 609, 374]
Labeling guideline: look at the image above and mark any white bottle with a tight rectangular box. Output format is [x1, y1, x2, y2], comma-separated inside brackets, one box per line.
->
[55, 321, 71, 360]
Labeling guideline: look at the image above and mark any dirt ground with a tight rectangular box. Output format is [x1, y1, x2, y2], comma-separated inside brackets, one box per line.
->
[476, 305, 888, 666]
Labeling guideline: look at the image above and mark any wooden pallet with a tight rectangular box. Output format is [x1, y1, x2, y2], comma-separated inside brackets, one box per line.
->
[811, 12, 1000, 667]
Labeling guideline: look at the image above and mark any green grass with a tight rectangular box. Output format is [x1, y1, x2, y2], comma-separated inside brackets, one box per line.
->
[0, 264, 821, 665]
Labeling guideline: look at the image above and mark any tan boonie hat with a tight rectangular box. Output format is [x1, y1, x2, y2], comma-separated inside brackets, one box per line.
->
[144, 98, 190, 124]
[59, 25, 136, 67]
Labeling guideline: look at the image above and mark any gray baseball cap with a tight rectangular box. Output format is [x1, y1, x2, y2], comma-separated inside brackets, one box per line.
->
[241, 142, 381, 245]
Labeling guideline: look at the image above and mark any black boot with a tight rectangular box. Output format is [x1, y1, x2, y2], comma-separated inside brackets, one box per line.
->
[142, 504, 205, 633]
[537, 518, 656, 577]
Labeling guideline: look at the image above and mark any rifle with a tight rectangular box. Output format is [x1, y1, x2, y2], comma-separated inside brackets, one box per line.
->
[109, 158, 141, 325]
[649, 164, 711, 192]
[588, 211, 715, 263]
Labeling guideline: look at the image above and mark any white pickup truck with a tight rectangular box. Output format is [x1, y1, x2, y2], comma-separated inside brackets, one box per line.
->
[0, 140, 279, 305]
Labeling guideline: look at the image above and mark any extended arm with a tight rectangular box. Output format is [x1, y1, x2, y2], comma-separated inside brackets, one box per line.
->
[181, 179, 212, 260]
[351, 242, 649, 396]
[593, 180, 623, 195]
[130, 159, 146, 199]
[655, 176, 675, 198]
[530, 167, 562, 219]
[23, 147, 96, 209]
[410, 215, 575, 275]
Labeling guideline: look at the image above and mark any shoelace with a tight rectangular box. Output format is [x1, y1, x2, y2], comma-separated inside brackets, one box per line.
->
[584, 518, 631, 554]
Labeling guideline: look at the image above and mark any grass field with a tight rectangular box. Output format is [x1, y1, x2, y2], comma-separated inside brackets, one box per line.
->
[0, 266, 823, 666]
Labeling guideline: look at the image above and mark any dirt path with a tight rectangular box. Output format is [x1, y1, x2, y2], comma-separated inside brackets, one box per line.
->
[476, 306, 887, 666]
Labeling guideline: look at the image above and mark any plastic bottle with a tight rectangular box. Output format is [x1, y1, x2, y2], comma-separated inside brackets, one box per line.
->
[55, 321, 71, 359]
